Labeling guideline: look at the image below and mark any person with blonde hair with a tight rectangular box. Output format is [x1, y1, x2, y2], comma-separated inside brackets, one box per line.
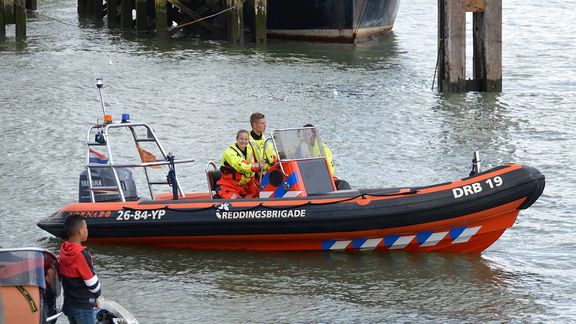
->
[217, 130, 261, 199]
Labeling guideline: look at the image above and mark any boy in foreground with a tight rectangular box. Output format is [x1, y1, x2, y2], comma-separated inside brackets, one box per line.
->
[59, 214, 102, 324]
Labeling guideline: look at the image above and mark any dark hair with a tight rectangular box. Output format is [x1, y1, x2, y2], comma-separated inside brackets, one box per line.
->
[64, 214, 85, 239]
[236, 129, 249, 139]
[250, 112, 265, 127]
[303, 124, 314, 128]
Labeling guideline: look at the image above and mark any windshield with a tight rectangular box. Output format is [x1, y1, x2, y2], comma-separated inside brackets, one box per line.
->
[0, 249, 60, 297]
[272, 128, 325, 161]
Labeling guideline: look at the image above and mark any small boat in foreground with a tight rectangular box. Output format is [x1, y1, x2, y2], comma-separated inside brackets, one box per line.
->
[0, 247, 138, 324]
[37, 80, 545, 253]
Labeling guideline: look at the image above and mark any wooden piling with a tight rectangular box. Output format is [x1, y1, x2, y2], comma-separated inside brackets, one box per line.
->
[4, 0, 15, 24]
[25, 0, 36, 11]
[120, 0, 133, 29]
[107, 0, 121, 25]
[473, 0, 502, 91]
[78, 0, 88, 16]
[226, 0, 243, 44]
[438, 0, 501, 93]
[437, 0, 466, 92]
[135, 0, 146, 31]
[14, 0, 26, 38]
[94, 0, 104, 18]
[155, 0, 167, 37]
[253, 0, 266, 43]
[0, 0, 5, 39]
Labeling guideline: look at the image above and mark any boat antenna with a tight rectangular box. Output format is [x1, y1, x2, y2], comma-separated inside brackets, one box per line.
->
[96, 77, 107, 117]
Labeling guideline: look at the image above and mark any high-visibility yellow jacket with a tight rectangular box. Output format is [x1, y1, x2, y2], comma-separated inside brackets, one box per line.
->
[249, 131, 277, 171]
[321, 143, 335, 176]
[220, 144, 258, 185]
[289, 141, 335, 176]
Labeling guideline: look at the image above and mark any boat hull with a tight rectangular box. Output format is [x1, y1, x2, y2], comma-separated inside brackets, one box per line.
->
[267, 0, 401, 43]
[37, 164, 545, 253]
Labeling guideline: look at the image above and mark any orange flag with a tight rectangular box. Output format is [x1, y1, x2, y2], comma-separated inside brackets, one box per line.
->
[136, 144, 160, 169]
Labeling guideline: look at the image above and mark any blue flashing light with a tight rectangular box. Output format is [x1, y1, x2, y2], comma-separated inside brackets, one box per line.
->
[121, 113, 130, 123]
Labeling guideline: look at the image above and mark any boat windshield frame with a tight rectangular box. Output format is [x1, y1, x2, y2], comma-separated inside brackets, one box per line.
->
[271, 127, 326, 162]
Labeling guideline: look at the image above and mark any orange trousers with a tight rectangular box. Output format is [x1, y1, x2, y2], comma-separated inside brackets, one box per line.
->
[217, 174, 259, 199]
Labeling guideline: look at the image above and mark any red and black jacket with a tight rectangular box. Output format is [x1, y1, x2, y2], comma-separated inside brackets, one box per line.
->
[59, 241, 102, 309]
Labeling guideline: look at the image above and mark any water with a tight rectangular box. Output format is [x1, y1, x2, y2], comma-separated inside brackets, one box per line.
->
[1, 0, 575, 322]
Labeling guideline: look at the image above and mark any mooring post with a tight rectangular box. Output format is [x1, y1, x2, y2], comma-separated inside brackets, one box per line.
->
[226, 0, 243, 44]
[135, 0, 146, 31]
[120, 0, 133, 28]
[253, 0, 266, 44]
[473, 0, 502, 91]
[14, 0, 26, 38]
[437, 0, 466, 92]
[154, 0, 167, 37]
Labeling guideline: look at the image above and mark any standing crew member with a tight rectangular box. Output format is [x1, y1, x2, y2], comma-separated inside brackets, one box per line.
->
[59, 214, 102, 324]
[249, 112, 277, 172]
[303, 124, 350, 190]
[217, 130, 261, 199]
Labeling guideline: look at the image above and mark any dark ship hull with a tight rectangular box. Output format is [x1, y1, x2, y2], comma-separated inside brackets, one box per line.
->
[267, 0, 401, 42]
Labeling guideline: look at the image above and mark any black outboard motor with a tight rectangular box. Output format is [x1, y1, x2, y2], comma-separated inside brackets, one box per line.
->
[79, 168, 138, 202]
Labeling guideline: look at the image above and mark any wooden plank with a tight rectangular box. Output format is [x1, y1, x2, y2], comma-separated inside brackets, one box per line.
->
[253, 0, 266, 43]
[155, 0, 167, 37]
[0, 0, 5, 39]
[438, 0, 466, 92]
[14, 0, 25, 38]
[465, 0, 484, 12]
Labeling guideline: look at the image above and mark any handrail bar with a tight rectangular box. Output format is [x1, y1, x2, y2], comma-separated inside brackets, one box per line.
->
[87, 158, 195, 169]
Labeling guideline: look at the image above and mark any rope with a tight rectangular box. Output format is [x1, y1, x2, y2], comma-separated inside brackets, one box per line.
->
[25, 9, 79, 28]
[168, 2, 240, 35]
[431, 36, 443, 91]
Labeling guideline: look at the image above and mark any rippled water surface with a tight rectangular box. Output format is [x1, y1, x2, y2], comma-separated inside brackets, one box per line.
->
[1, 0, 575, 322]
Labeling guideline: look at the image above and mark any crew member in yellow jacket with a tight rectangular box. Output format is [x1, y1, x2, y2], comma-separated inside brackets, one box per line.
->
[249, 112, 277, 172]
[302, 124, 350, 190]
[217, 130, 261, 199]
